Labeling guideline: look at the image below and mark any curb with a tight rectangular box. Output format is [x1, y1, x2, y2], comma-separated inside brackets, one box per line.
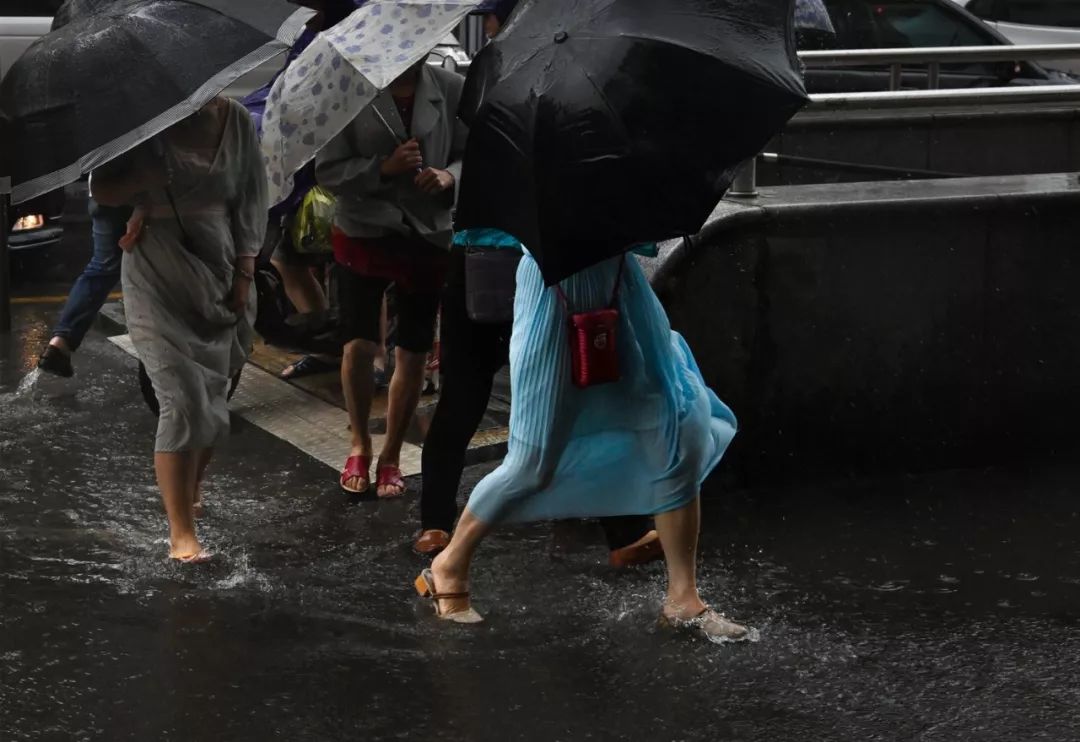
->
[95, 301, 127, 336]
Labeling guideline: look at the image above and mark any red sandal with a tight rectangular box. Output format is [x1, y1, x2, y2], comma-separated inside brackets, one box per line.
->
[340, 455, 371, 494]
[376, 465, 406, 498]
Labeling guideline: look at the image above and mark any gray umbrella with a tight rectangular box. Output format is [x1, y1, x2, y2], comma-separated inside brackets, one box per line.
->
[1, 0, 313, 204]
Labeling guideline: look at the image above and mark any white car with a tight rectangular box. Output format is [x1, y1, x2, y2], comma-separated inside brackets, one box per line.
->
[0, 1, 59, 82]
[953, 0, 1080, 74]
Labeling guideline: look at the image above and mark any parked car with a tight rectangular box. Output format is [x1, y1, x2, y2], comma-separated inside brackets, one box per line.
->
[803, 0, 1077, 92]
[1, 0, 66, 250]
[0, 0, 60, 80]
[426, 33, 473, 74]
[954, 0, 1080, 74]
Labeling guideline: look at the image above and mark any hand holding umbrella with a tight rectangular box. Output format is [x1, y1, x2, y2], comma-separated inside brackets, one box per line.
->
[382, 138, 424, 177]
[368, 79, 454, 193]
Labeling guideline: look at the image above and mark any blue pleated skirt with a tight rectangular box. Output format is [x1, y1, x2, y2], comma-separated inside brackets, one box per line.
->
[465, 252, 737, 525]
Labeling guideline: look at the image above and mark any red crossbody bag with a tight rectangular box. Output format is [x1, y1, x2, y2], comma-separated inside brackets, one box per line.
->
[555, 257, 625, 389]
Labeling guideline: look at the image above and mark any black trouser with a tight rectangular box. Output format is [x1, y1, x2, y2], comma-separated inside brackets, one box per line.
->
[420, 251, 653, 551]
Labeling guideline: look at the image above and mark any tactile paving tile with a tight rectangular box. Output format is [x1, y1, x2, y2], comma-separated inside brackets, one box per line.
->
[108, 335, 424, 476]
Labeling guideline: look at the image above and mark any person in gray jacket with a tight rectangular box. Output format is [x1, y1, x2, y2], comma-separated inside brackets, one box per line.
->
[316, 61, 467, 498]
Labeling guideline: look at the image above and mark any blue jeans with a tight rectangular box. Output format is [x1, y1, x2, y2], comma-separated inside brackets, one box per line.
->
[51, 201, 131, 351]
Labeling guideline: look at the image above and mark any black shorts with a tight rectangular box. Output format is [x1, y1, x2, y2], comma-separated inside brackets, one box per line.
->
[336, 266, 440, 353]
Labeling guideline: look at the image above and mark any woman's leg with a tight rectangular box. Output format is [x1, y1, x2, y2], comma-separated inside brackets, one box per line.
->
[192, 448, 213, 515]
[429, 508, 492, 615]
[341, 338, 377, 489]
[155, 450, 201, 558]
[335, 271, 389, 491]
[377, 285, 441, 496]
[656, 497, 750, 640]
[654, 497, 708, 619]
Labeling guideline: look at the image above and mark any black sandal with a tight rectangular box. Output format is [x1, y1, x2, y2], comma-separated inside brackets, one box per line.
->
[38, 345, 74, 378]
[279, 355, 338, 380]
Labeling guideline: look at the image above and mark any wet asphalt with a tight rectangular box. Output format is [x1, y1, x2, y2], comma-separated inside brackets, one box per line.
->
[2, 287, 1080, 740]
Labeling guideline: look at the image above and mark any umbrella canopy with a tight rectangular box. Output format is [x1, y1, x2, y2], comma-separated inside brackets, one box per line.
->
[0, 0, 313, 204]
[795, 0, 835, 33]
[52, 0, 117, 29]
[454, 0, 808, 285]
[241, 1, 367, 139]
[261, 0, 481, 206]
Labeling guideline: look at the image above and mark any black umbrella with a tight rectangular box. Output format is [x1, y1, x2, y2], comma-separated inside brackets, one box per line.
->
[1, 0, 313, 204]
[455, 0, 809, 285]
[52, 0, 117, 29]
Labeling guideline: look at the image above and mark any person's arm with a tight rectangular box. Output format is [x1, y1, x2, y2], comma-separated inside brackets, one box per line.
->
[441, 111, 469, 204]
[445, 72, 469, 193]
[227, 104, 269, 312]
[230, 108, 269, 259]
[415, 72, 467, 201]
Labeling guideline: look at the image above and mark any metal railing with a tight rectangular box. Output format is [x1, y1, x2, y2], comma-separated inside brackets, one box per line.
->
[798, 43, 1080, 91]
[727, 44, 1080, 198]
[806, 82, 1080, 111]
[728, 81, 1080, 196]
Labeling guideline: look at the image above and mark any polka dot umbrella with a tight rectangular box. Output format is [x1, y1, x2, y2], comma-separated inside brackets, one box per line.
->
[261, 0, 482, 206]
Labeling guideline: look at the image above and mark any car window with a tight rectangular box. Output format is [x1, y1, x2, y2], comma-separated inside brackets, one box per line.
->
[998, 1, 1080, 28]
[826, 0, 998, 47]
[822, 0, 1008, 79]
[965, 0, 996, 17]
[870, 1, 997, 46]
[0, 0, 62, 15]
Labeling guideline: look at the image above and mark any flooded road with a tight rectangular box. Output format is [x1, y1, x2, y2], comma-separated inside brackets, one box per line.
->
[2, 304, 1080, 741]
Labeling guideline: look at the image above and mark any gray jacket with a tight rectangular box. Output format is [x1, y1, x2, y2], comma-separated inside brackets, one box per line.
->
[315, 65, 468, 249]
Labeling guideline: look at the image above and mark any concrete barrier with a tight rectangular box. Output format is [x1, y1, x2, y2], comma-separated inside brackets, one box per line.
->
[646, 173, 1080, 484]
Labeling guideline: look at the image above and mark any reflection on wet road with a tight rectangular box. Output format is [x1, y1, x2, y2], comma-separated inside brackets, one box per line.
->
[2, 306, 1079, 741]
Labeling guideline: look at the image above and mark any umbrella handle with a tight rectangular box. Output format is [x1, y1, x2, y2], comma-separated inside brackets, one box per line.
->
[372, 105, 423, 174]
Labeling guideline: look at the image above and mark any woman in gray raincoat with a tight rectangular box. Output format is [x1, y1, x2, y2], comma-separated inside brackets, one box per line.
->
[91, 97, 267, 563]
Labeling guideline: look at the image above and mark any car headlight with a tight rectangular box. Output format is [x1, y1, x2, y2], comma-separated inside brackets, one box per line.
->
[13, 215, 45, 232]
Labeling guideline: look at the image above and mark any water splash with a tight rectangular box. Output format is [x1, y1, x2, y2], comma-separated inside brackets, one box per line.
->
[2, 367, 42, 404]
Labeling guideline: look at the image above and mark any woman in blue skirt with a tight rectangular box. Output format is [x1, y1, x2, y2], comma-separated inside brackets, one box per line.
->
[415, 247, 751, 643]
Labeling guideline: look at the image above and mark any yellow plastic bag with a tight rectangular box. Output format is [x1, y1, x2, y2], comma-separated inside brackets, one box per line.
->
[290, 186, 336, 254]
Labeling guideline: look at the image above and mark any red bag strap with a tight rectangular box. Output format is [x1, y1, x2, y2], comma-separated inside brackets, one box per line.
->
[555, 255, 625, 312]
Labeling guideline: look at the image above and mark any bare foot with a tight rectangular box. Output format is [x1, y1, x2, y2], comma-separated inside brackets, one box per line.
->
[169, 534, 205, 561]
[662, 595, 753, 643]
[429, 551, 472, 618]
[662, 594, 709, 622]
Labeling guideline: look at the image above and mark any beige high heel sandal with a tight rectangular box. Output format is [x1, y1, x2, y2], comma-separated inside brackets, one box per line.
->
[414, 568, 484, 624]
[658, 608, 758, 644]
